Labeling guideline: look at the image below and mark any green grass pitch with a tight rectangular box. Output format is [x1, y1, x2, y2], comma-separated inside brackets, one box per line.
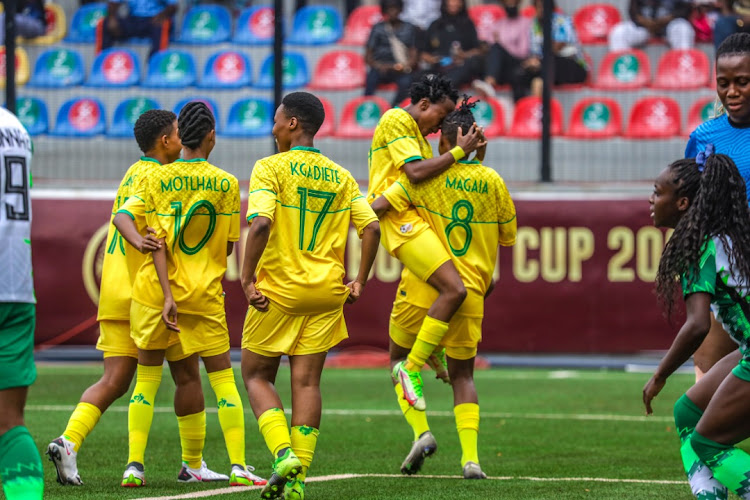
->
[7, 364, 727, 499]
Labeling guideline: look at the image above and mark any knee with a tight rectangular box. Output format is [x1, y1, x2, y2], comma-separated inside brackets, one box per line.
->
[447, 281, 468, 306]
[101, 372, 134, 399]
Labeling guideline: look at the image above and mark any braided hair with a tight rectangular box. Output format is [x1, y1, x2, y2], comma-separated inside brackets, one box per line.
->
[441, 96, 476, 145]
[655, 154, 750, 316]
[178, 101, 215, 150]
[409, 73, 459, 105]
[716, 32, 750, 60]
[281, 92, 325, 136]
[133, 109, 176, 154]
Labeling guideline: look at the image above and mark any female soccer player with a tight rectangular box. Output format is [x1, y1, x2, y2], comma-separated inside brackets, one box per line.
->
[644, 151, 750, 499]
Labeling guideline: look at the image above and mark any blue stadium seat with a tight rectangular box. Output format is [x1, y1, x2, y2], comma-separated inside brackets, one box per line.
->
[109, 98, 161, 138]
[225, 98, 273, 137]
[255, 52, 309, 89]
[142, 50, 197, 88]
[199, 50, 252, 89]
[233, 6, 277, 45]
[28, 48, 85, 88]
[51, 97, 106, 137]
[86, 48, 141, 87]
[178, 5, 232, 44]
[173, 97, 221, 133]
[286, 6, 342, 45]
[15, 97, 48, 135]
[65, 3, 106, 43]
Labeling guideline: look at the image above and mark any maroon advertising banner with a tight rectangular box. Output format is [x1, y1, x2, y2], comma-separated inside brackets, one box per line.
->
[31, 194, 678, 353]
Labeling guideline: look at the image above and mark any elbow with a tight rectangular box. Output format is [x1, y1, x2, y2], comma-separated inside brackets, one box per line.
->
[364, 221, 380, 240]
[404, 170, 424, 184]
[685, 317, 712, 345]
[249, 217, 271, 237]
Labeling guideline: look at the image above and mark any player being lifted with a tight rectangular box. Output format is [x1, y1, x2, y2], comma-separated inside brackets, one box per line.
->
[240, 92, 380, 500]
[372, 99, 516, 478]
[113, 102, 263, 487]
[47, 109, 228, 486]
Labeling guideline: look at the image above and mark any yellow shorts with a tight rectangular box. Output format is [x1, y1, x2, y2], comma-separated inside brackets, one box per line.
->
[97, 320, 138, 358]
[130, 301, 229, 358]
[242, 300, 348, 357]
[393, 228, 452, 282]
[389, 297, 481, 360]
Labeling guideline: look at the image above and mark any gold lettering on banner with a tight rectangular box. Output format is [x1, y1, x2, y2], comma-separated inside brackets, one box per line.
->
[636, 226, 662, 282]
[607, 226, 635, 282]
[82, 222, 110, 305]
[540, 227, 566, 283]
[568, 227, 595, 282]
[513, 227, 539, 283]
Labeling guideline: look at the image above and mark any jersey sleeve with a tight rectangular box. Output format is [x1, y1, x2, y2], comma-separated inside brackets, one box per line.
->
[117, 190, 146, 220]
[682, 241, 716, 297]
[495, 175, 517, 246]
[685, 133, 698, 158]
[381, 174, 413, 214]
[349, 177, 379, 236]
[144, 186, 169, 240]
[246, 160, 279, 224]
[229, 178, 241, 242]
[385, 114, 424, 169]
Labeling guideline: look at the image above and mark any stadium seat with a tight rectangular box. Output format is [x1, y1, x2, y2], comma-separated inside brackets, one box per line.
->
[233, 6, 276, 45]
[173, 97, 221, 132]
[508, 96, 562, 138]
[318, 96, 335, 137]
[468, 4, 505, 43]
[594, 49, 650, 90]
[624, 96, 681, 139]
[224, 97, 273, 137]
[334, 96, 390, 139]
[142, 50, 197, 88]
[51, 97, 106, 137]
[199, 50, 252, 89]
[24, 2, 66, 45]
[109, 97, 160, 137]
[255, 52, 309, 89]
[685, 97, 718, 135]
[178, 5, 231, 44]
[86, 48, 140, 87]
[309, 50, 365, 90]
[15, 97, 48, 135]
[652, 49, 710, 89]
[66, 2, 106, 43]
[565, 97, 622, 139]
[28, 48, 84, 88]
[286, 5, 343, 45]
[470, 97, 504, 137]
[572, 4, 620, 44]
[0, 47, 30, 87]
[339, 5, 381, 46]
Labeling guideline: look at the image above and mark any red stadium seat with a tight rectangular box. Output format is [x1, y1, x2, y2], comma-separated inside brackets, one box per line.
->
[468, 4, 505, 42]
[340, 5, 382, 45]
[318, 96, 336, 137]
[309, 50, 365, 90]
[624, 96, 681, 139]
[565, 97, 622, 139]
[573, 4, 620, 44]
[685, 97, 718, 135]
[594, 50, 650, 90]
[335, 96, 390, 138]
[508, 96, 562, 138]
[470, 97, 505, 137]
[652, 49, 710, 89]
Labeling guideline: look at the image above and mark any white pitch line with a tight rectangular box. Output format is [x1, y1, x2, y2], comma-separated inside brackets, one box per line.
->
[132, 473, 685, 500]
[25, 405, 670, 422]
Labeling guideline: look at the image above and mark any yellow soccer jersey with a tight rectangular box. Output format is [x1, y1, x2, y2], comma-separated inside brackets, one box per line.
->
[383, 159, 516, 316]
[98, 157, 158, 321]
[123, 159, 241, 315]
[247, 146, 378, 315]
[367, 107, 433, 253]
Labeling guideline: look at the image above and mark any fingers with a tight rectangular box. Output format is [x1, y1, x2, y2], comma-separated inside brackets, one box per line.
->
[162, 311, 180, 332]
[146, 226, 156, 234]
[140, 235, 161, 252]
[251, 295, 269, 312]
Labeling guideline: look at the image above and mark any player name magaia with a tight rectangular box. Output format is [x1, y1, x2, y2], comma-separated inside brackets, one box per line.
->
[290, 161, 341, 184]
[445, 175, 489, 194]
[160, 175, 232, 193]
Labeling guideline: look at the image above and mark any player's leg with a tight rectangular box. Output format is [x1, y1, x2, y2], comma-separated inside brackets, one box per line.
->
[694, 314, 738, 381]
[447, 346, 485, 480]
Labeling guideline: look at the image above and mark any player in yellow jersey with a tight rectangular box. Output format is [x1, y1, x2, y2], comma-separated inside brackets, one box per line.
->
[113, 102, 264, 487]
[372, 99, 517, 479]
[47, 110, 227, 486]
[369, 73, 487, 413]
[240, 92, 380, 500]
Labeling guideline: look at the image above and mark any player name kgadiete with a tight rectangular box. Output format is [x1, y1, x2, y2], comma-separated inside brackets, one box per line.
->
[160, 176, 232, 193]
[445, 175, 489, 194]
[290, 162, 341, 184]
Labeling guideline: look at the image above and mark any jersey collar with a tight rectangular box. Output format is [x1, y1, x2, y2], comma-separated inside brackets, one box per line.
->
[290, 146, 320, 153]
[175, 158, 206, 163]
[457, 159, 481, 165]
[140, 156, 160, 164]
[727, 115, 750, 129]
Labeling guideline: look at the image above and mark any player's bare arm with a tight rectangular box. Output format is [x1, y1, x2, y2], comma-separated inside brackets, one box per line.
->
[152, 241, 179, 332]
[402, 124, 486, 184]
[112, 213, 161, 253]
[241, 216, 271, 311]
[370, 196, 392, 218]
[347, 221, 380, 304]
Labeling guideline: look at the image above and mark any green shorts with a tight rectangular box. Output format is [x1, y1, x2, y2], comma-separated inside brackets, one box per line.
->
[732, 354, 750, 382]
[0, 302, 36, 390]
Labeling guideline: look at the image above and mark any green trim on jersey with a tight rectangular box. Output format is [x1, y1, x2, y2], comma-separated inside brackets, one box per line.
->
[290, 146, 320, 154]
[140, 156, 160, 164]
[116, 209, 136, 220]
[175, 158, 206, 163]
[457, 159, 481, 165]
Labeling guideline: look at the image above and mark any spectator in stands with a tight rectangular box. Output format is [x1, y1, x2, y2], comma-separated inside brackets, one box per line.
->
[714, 0, 750, 49]
[402, 0, 440, 30]
[101, 0, 178, 59]
[691, 0, 720, 43]
[364, 0, 418, 107]
[608, 0, 695, 51]
[509, 0, 587, 102]
[472, 0, 532, 98]
[0, 0, 46, 42]
[419, 0, 486, 90]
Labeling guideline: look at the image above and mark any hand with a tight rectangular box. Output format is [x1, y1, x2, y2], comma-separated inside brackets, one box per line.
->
[346, 280, 364, 303]
[642, 374, 667, 415]
[473, 127, 487, 162]
[456, 123, 488, 156]
[244, 281, 269, 312]
[162, 296, 180, 332]
[136, 230, 161, 253]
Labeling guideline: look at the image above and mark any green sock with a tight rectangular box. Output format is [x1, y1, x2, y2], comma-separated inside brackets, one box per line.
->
[692, 431, 750, 499]
[0, 426, 44, 500]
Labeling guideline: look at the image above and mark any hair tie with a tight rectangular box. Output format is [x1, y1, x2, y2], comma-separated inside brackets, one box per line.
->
[696, 143, 715, 173]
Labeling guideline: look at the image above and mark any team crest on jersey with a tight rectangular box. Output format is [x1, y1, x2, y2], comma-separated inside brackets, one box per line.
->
[400, 223, 412, 234]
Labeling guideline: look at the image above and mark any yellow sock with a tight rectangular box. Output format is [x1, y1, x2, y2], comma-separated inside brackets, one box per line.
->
[406, 316, 449, 370]
[454, 403, 480, 466]
[258, 408, 291, 457]
[291, 425, 319, 481]
[394, 384, 430, 441]
[177, 411, 205, 469]
[208, 368, 246, 467]
[127, 364, 162, 465]
[63, 402, 101, 452]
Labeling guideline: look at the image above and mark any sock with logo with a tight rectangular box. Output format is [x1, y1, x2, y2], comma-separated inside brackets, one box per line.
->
[127, 364, 162, 465]
[208, 368, 246, 468]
